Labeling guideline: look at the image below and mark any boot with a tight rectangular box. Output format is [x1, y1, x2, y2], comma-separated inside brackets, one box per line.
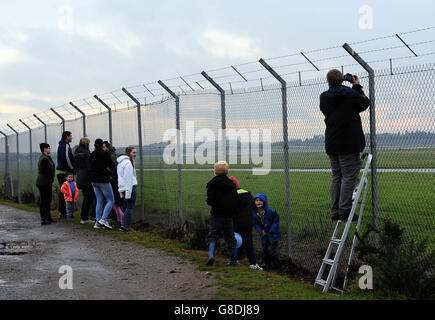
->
[227, 248, 238, 266]
[205, 242, 216, 266]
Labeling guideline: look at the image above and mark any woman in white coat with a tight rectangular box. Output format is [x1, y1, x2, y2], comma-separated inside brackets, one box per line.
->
[117, 147, 137, 231]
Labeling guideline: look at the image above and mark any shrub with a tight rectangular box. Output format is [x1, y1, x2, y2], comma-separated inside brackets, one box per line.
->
[350, 219, 435, 299]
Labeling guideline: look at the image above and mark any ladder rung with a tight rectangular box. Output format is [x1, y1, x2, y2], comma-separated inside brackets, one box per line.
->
[315, 279, 326, 287]
[323, 258, 334, 265]
[331, 286, 344, 293]
[330, 238, 341, 245]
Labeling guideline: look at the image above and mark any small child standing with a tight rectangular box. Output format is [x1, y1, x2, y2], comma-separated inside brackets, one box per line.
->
[205, 161, 240, 266]
[253, 193, 282, 270]
[60, 173, 79, 220]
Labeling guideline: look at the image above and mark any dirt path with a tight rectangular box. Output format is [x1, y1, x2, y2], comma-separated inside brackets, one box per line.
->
[0, 205, 219, 300]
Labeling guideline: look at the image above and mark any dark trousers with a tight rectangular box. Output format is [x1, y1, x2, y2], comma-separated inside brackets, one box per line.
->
[328, 153, 362, 218]
[262, 241, 280, 266]
[57, 174, 67, 217]
[79, 186, 94, 221]
[37, 184, 52, 222]
[236, 229, 257, 265]
[206, 215, 236, 250]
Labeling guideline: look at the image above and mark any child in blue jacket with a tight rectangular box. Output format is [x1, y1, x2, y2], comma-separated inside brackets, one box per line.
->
[253, 193, 282, 269]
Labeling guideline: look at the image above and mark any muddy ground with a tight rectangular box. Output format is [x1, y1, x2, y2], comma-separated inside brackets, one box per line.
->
[0, 205, 219, 300]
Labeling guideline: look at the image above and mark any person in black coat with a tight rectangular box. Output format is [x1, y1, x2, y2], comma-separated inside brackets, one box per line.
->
[102, 141, 124, 225]
[205, 161, 240, 266]
[36, 143, 56, 225]
[89, 138, 116, 229]
[73, 137, 95, 224]
[320, 69, 370, 221]
[229, 176, 262, 270]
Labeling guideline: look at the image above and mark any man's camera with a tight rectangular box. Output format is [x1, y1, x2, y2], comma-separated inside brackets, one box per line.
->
[343, 73, 355, 84]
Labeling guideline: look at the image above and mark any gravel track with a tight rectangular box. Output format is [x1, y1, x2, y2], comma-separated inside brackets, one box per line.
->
[0, 205, 218, 300]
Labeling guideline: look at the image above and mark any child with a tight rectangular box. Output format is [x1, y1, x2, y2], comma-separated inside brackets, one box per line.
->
[60, 172, 79, 220]
[205, 161, 240, 266]
[253, 193, 282, 269]
[229, 176, 263, 271]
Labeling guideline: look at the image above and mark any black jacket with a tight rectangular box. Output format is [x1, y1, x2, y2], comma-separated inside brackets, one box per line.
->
[320, 84, 370, 155]
[73, 145, 91, 188]
[36, 153, 55, 186]
[89, 148, 116, 183]
[206, 175, 240, 216]
[233, 189, 254, 232]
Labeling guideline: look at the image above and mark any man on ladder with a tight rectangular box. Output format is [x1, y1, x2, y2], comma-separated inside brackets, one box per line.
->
[315, 69, 371, 293]
[320, 69, 371, 222]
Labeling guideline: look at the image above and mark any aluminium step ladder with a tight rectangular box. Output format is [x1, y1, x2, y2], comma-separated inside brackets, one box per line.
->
[314, 153, 372, 293]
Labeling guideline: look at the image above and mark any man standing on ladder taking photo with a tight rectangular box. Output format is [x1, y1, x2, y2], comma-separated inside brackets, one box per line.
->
[320, 69, 371, 221]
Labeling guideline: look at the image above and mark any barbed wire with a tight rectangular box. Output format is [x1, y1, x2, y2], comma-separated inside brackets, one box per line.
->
[0, 26, 434, 133]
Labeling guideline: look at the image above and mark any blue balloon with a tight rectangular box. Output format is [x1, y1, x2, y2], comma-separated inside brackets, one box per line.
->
[234, 232, 243, 249]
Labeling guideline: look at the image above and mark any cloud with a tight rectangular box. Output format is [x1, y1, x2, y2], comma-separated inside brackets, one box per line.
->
[0, 91, 54, 103]
[74, 24, 143, 56]
[200, 29, 262, 60]
[0, 102, 38, 117]
[0, 42, 22, 64]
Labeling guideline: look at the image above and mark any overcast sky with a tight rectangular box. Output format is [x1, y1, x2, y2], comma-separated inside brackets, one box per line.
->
[0, 0, 434, 128]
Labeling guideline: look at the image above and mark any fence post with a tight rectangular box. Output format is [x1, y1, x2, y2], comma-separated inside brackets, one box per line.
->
[0, 131, 11, 198]
[33, 114, 47, 143]
[50, 108, 65, 133]
[343, 43, 379, 246]
[158, 80, 184, 225]
[122, 88, 145, 221]
[201, 71, 227, 162]
[94, 95, 112, 144]
[258, 58, 292, 259]
[19, 119, 34, 194]
[69, 102, 87, 137]
[7, 124, 21, 203]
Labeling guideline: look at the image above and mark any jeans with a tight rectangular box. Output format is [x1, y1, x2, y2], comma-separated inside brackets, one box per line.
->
[37, 184, 52, 222]
[91, 182, 114, 222]
[122, 185, 137, 230]
[57, 174, 67, 217]
[66, 201, 74, 219]
[79, 186, 94, 221]
[328, 153, 362, 218]
[206, 215, 236, 250]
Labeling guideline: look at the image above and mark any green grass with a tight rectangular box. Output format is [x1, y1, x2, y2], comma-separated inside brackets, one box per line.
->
[139, 148, 435, 169]
[0, 200, 377, 300]
[140, 170, 435, 249]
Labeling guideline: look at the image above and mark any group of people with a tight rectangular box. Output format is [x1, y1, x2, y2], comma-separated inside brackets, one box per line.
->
[205, 161, 282, 271]
[204, 69, 370, 270]
[36, 130, 138, 232]
[34, 68, 369, 271]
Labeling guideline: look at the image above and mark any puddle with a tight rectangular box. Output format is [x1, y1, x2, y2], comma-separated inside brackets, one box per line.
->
[0, 241, 40, 255]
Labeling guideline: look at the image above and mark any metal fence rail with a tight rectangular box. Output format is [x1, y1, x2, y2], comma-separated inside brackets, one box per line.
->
[1, 28, 435, 272]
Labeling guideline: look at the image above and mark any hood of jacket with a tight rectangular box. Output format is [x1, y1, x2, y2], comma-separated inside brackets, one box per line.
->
[323, 84, 358, 98]
[207, 175, 236, 192]
[74, 145, 90, 158]
[253, 193, 270, 211]
[117, 155, 130, 165]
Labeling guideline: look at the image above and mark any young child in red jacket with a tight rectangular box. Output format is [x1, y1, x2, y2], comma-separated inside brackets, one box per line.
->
[60, 172, 79, 220]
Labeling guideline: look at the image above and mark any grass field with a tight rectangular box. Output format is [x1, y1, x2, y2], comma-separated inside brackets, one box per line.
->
[0, 199, 379, 299]
[137, 148, 435, 169]
[2, 149, 435, 270]
[140, 170, 435, 246]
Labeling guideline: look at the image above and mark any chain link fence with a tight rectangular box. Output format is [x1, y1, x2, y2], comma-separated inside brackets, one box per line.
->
[1, 30, 435, 273]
